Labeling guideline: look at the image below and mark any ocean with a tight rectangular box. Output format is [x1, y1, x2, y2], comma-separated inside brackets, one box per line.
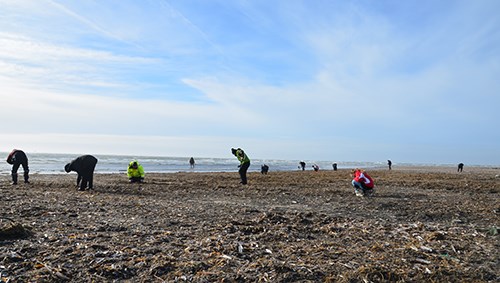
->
[0, 152, 387, 175]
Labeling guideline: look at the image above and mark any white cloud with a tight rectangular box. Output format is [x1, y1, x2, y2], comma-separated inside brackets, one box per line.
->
[0, 0, 499, 164]
[0, 32, 159, 94]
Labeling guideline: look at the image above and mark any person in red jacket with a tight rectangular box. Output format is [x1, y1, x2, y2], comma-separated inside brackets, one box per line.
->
[6, 149, 29, 185]
[351, 168, 374, 197]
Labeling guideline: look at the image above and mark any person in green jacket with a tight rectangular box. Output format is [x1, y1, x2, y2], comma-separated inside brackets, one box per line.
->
[231, 148, 250, 185]
[127, 160, 145, 183]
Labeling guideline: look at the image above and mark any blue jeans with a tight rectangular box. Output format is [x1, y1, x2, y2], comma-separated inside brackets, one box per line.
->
[352, 180, 371, 194]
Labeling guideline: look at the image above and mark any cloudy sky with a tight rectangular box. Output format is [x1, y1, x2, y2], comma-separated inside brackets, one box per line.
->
[1, 0, 499, 165]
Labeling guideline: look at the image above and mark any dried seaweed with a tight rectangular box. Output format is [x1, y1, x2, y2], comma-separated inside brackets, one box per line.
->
[1, 169, 499, 282]
[0, 218, 33, 240]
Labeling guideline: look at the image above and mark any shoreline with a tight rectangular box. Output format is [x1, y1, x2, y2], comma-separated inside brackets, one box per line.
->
[2, 151, 499, 176]
[2, 165, 499, 177]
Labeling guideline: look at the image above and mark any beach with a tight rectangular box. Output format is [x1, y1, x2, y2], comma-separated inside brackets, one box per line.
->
[1, 168, 499, 282]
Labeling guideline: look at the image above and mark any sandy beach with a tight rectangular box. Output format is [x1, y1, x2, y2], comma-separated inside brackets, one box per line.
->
[1, 168, 499, 282]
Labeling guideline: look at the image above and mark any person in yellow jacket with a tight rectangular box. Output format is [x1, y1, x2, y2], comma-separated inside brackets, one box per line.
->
[231, 148, 250, 185]
[127, 160, 144, 183]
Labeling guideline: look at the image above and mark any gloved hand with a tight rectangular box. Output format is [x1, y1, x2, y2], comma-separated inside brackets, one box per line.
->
[238, 165, 241, 168]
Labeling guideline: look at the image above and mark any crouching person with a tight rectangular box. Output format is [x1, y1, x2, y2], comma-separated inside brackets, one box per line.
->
[127, 160, 144, 183]
[351, 168, 375, 197]
[65, 155, 98, 191]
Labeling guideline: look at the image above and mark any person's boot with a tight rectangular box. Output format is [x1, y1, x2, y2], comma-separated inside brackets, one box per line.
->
[11, 173, 18, 185]
[24, 172, 30, 184]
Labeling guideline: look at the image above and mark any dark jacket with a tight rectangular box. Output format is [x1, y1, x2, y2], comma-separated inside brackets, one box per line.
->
[7, 150, 28, 165]
[65, 155, 98, 174]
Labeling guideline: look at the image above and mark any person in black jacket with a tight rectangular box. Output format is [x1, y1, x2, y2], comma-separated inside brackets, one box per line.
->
[299, 161, 306, 171]
[64, 155, 98, 191]
[6, 149, 29, 185]
[261, 164, 269, 174]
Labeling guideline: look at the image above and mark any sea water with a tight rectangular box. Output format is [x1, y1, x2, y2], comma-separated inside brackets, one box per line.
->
[0, 152, 385, 175]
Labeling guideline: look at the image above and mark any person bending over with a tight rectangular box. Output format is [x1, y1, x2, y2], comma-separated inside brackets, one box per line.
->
[127, 160, 145, 183]
[232, 148, 250, 185]
[65, 155, 98, 191]
[299, 161, 306, 171]
[261, 164, 269, 174]
[6, 149, 29, 185]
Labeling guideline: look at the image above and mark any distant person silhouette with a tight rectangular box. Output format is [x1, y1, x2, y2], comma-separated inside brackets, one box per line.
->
[189, 157, 195, 169]
[231, 148, 250, 185]
[387, 160, 392, 170]
[127, 160, 145, 183]
[312, 164, 319, 172]
[261, 164, 269, 174]
[6, 149, 29, 185]
[299, 161, 306, 171]
[65, 155, 98, 191]
[457, 163, 464, 172]
[332, 163, 338, 171]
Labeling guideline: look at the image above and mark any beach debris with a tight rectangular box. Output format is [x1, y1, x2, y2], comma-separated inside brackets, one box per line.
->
[220, 254, 232, 260]
[0, 218, 33, 240]
[487, 226, 498, 236]
[0, 169, 498, 282]
[414, 258, 431, 265]
[237, 243, 244, 254]
[420, 245, 433, 253]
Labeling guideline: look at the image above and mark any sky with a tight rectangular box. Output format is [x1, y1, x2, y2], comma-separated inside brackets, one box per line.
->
[0, 0, 499, 165]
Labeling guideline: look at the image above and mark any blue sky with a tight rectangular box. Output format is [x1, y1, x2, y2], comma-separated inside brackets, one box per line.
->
[1, 0, 499, 165]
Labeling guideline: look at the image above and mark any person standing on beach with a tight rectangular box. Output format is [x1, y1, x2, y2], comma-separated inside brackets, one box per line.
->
[332, 163, 338, 171]
[127, 160, 145, 183]
[6, 149, 29, 185]
[387, 160, 392, 170]
[64, 155, 98, 191]
[457, 163, 464, 172]
[351, 168, 375, 197]
[231, 148, 250, 185]
[189, 157, 195, 169]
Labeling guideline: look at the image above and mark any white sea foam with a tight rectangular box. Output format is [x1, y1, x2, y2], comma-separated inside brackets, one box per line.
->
[0, 152, 390, 175]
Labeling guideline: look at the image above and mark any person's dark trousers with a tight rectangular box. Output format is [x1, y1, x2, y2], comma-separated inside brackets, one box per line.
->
[239, 162, 250, 185]
[79, 161, 97, 190]
[12, 161, 29, 184]
[80, 173, 92, 190]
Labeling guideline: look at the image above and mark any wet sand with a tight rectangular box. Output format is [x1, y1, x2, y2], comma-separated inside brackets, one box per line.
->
[1, 168, 499, 282]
